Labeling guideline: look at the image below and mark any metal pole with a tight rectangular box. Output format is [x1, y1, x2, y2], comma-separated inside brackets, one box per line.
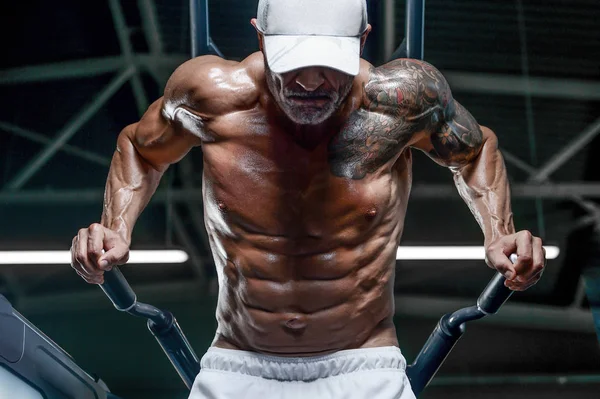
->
[406, 0, 425, 60]
[108, 0, 149, 116]
[529, 116, 600, 183]
[515, 0, 545, 238]
[138, 0, 164, 54]
[0, 57, 126, 84]
[189, 0, 223, 58]
[502, 149, 600, 233]
[444, 72, 600, 100]
[4, 58, 600, 99]
[4, 66, 135, 191]
[0, 121, 110, 166]
[190, 0, 210, 58]
[383, 0, 396, 61]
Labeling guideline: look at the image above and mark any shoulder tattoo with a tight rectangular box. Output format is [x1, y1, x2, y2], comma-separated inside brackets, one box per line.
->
[328, 59, 483, 179]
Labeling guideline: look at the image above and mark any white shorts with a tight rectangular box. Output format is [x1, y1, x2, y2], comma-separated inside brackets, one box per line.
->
[188, 346, 417, 399]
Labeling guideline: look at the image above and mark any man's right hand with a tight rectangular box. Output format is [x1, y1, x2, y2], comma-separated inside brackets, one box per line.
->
[70, 224, 130, 285]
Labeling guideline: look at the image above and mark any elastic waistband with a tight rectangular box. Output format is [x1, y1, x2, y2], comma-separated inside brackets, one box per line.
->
[201, 346, 406, 381]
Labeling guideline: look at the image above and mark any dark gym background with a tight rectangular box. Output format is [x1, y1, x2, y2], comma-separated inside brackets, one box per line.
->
[1, 0, 600, 398]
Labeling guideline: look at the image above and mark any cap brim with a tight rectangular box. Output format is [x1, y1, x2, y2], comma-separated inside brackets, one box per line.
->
[263, 35, 361, 76]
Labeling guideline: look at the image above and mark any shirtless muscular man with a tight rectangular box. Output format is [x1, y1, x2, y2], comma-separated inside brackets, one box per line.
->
[70, 1, 546, 398]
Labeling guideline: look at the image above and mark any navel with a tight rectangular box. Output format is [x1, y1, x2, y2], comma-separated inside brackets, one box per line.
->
[283, 316, 308, 335]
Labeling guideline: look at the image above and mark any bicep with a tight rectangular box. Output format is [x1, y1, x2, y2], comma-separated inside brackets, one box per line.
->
[374, 59, 484, 169]
[405, 63, 483, 168]
[420, 99, 484, 168]
[127, 98, 202, 172]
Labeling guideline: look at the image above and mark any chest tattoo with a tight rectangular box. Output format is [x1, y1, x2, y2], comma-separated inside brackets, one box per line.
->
[328, 61, 449, 180]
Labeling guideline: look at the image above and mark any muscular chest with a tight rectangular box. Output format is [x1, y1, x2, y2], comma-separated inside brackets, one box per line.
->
[201, 112, 410, 239]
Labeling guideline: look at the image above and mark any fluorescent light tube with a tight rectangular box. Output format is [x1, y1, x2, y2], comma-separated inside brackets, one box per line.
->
[396, 246, 560, 260]
[0, 250, 189, 265]
[0, 247, 560, 264]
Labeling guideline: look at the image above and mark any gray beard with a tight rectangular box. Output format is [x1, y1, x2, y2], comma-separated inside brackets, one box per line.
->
[266, 70, 353, 126]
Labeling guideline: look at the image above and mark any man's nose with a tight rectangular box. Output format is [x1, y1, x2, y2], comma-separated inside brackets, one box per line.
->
[295, 68, 325, 91]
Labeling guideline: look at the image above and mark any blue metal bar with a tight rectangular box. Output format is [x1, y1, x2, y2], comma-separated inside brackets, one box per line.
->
[406, 0, 425, 60]
[101, 267, 201, 389]
[190, 0, 210, 58]
[209, 39, 224, 58]
[406, 272, 513, 397]
[190, 0, 223, 58]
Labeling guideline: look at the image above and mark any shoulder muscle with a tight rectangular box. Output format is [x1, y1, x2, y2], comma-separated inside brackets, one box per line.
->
[367, 58, 450, 119]
[162, 55, 259, 123]
[371, 59, 483, 168]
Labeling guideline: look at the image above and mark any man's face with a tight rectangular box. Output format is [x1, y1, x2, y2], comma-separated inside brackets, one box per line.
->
[264, 62, 354, 126]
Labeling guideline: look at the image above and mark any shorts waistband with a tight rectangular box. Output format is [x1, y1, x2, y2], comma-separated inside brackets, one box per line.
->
[200, 346, 407, 382]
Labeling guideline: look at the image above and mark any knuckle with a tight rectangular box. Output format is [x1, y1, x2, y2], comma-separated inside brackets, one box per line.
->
[88, 223, 102, 231]
[89, 223, 105, 236]
[485, 245, 498, 256]
[521, 230, 533, 240]
[519, 254, 533, 264]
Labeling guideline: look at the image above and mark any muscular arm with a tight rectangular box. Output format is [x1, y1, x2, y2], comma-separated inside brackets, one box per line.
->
[100, 56, 227, 243]
[332, 58, 543, 289]
[100, 99, 201, 244]
[398, 59, 515, 245]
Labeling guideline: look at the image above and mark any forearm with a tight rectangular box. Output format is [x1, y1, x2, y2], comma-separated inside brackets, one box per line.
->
[452, 129, 515, 246]
[100, 126, 165, 245]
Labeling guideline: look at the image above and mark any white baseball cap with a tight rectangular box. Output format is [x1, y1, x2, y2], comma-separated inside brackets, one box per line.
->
[256, 0, 369, 76]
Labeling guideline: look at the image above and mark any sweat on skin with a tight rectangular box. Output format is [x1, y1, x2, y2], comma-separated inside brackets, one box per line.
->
[70, 37, 545, 357]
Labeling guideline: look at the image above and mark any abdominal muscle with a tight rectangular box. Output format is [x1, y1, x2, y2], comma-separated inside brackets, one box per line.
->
[210, 227, 401, 357]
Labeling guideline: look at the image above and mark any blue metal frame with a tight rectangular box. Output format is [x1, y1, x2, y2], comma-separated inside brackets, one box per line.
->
[387, 0, 425, 62]
[406, 0, 425, 60]
[190, 0, 223, 58]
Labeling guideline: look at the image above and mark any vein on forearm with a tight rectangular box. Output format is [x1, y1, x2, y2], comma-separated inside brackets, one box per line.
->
[451, 133, 515, 245]
[101, 132, 164, 244]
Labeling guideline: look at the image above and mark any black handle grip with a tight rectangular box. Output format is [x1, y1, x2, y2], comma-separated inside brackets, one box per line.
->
[148, 316, 201, 390]
[477, 272, 514, 314]
[406, 315, 465, 397]
[477, 254, 517, 314]
[99, 267, 137, 311]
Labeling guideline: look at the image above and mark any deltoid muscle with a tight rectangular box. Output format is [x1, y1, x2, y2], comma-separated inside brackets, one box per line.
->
[328, 59, 483, 179]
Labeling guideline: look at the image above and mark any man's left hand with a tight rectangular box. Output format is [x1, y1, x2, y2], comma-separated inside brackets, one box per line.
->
[485, 231, 546, 291]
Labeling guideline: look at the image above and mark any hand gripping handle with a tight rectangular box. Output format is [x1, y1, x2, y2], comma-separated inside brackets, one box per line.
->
[477, 254, 518, 315]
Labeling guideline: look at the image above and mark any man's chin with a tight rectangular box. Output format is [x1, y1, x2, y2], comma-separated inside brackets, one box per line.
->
[288, 114, 331, 126]
[283, 107, 335, 126]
